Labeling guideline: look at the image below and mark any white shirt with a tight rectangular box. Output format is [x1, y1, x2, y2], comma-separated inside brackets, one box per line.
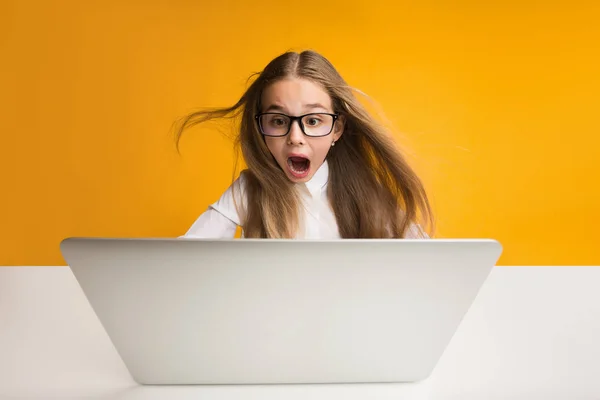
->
[182, 161, 426, 239]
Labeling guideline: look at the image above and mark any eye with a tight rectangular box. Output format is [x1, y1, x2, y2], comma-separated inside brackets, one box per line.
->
[305, 117, 322, 126]
[269, 117, 288, 127]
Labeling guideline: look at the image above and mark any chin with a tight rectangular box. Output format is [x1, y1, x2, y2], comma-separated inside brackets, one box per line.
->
[285, 171, 313, 183]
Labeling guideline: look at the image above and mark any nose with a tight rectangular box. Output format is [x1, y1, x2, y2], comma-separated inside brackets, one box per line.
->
[287, 120, 305, 145]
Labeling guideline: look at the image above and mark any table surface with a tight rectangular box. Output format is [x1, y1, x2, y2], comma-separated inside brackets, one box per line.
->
[1, 266, 599, 400]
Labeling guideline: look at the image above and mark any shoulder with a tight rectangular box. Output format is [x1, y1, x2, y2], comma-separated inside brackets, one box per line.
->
[210, 171, 249, 225]
[405, 223, 429, 239]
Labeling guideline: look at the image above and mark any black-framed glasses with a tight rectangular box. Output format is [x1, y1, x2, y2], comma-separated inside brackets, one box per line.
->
[255, 112, 339, 137]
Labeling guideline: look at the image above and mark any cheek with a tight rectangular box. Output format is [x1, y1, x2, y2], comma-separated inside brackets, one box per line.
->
[264, 137, 283, 158]
[308, 138, 333, 156]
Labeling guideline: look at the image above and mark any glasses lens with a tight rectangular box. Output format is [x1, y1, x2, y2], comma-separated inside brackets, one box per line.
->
[301, 114, 334, 136]
[259, 114, 290, 136]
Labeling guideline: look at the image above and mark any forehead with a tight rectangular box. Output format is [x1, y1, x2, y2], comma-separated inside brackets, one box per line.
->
[261, 78, 332, 111]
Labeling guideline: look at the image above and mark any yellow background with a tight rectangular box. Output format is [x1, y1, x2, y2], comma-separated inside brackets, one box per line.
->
[1, 1, 599, 266]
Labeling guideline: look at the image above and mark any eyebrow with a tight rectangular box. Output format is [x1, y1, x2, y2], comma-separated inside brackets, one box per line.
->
[263, 103, 330, 113]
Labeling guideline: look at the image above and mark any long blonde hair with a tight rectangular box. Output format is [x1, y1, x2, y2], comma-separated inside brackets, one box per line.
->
[175, 50, 434, 238]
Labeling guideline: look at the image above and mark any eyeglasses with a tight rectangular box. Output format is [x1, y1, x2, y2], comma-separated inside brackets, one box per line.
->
[255, 112, 339, 137]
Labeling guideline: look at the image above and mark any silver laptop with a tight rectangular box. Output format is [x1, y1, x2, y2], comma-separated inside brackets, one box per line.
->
[60, 238, 502, 385]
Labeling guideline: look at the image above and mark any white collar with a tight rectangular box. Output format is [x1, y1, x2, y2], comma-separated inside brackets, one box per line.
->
[302, 160, 329, 197]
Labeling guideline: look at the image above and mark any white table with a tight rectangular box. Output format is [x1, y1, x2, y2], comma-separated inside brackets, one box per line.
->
[1, 266, 599, 399]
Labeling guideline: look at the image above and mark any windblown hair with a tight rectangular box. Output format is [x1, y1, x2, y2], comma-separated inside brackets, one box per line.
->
[175, 50, 434, 238]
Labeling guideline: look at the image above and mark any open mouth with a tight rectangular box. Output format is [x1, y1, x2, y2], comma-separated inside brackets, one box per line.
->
[286, 156, 311, 179]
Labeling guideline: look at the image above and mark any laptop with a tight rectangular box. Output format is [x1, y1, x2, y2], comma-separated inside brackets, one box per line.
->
[60, 238, 502, 385]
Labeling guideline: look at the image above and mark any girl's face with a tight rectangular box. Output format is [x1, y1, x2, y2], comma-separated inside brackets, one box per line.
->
[259, 78, 343, 183]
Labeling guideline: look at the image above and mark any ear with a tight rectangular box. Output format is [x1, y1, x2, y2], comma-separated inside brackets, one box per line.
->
[333, 114, 345, 142]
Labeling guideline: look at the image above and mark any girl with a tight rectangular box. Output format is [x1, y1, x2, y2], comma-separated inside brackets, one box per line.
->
[176, 50, 433, 239]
